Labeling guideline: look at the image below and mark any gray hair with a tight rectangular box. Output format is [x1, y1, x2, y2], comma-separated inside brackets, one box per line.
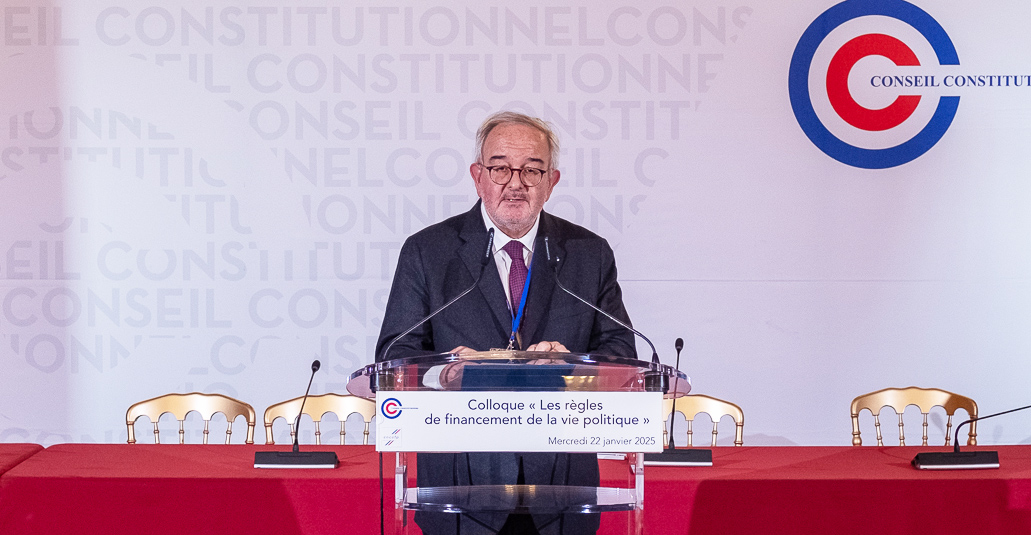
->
[473, 111, 560, 169]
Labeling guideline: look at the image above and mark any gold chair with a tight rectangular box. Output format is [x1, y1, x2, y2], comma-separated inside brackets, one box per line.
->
[850, 386, 978, 446]
[264, 394, 377, 445]
[126, 392, 256, 444]
[663, 394, 744, 447]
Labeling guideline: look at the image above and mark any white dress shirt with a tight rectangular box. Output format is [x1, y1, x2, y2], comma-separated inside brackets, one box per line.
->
[480, 202, 539, 313]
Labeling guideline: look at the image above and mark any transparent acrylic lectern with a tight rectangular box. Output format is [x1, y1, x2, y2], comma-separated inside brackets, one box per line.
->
[347, 350, 690, 535]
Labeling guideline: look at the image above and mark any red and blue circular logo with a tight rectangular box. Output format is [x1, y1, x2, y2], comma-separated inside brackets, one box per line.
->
[789, 0, 960, 169]
[381, 398, 402, 419]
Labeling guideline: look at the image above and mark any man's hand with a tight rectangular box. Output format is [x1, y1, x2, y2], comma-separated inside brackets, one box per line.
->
[526, 341, 569, 352]
[440, 346, 479, 387]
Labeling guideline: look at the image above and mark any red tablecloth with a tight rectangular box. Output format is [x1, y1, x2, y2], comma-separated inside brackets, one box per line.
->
[3, 444, 1031, 534]
[0, 444, 391, 535]
[0, 444, 42, 477]
[643, 446, 1031, 535]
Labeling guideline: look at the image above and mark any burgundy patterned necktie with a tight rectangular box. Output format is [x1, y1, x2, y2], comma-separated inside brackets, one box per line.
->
[502, 240, 527, 315]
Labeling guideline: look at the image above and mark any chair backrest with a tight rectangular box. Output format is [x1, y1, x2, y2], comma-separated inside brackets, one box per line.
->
[126, 392, 256, 444]
[663, 394, 744, 447]
[850, 386, 978, 446]
[264, 394, 377, 445]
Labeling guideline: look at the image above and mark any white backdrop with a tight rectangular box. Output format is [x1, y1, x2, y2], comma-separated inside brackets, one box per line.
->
[2, 0, 1031, 446]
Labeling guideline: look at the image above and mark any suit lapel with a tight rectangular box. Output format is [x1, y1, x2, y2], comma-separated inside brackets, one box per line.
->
[522, 212, 563, 348]
[457, 204, 511, 344]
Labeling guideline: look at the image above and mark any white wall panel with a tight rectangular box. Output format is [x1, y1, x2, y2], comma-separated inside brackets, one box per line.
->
[2, 1, 1031, 446]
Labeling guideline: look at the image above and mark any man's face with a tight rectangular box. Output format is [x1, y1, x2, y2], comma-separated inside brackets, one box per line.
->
[470, 123, 561, 238]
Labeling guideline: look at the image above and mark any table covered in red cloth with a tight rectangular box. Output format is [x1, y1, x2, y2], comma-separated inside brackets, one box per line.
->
[2, 444, 1031, 534]
[0, 444, 42, 477]
[0, 444, 390, 535]
[645, 445, 1031, 534]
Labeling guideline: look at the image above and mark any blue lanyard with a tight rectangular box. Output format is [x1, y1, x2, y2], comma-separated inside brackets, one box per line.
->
[508, 260, 533, 349]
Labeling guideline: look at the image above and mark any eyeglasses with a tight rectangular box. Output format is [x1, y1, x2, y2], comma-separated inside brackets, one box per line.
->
[480, 164, 548, 187]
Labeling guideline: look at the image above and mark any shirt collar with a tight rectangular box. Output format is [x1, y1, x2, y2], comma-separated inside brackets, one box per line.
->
[480, 202, 539, 253]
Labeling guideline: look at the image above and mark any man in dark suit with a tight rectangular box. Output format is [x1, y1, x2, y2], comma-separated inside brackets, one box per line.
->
[376, 112, 637, 535]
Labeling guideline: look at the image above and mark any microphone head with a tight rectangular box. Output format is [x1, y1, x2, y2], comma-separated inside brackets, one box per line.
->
[543, 236, 559, 270]
[482, 228, 495, 265]
[311, 360, 321, 373]
[675, 338, 684, 352]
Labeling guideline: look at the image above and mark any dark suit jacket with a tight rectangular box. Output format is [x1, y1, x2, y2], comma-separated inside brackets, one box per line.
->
[376, 202, 638, 535]
[376, 202, 637, 360]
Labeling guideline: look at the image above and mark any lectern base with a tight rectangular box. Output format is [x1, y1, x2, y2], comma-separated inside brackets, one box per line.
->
[404, 484, 638, 513]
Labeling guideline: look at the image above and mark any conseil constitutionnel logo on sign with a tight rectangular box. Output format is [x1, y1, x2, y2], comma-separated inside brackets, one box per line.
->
[789, 0, 1031, 169]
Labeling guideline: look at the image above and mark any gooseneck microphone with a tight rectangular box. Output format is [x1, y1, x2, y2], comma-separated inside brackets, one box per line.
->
[374, 229, 493, 534]
[643, 338, 712, 466]
[543, 236, 659, 364]
[253, 359, 339, 468]
[951, 404, 1031, 453]
[379, 228, 495, 362]
[667, 338, 685, 450]
[293, 359, 321, 453]
[912, 402, 1031, 469]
